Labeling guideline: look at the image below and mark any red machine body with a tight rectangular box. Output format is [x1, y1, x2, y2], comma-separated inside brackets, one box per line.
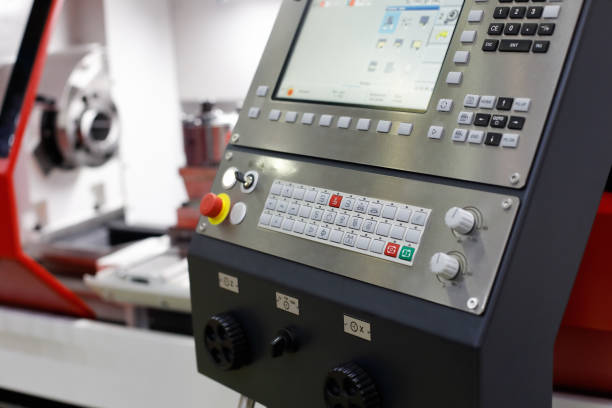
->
[0, 0, 93, 318]
[555, 193, 612, 394]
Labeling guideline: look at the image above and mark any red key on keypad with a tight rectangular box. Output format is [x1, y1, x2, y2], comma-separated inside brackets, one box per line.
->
[384, 243, 400, 258]
[329, 195, 343, 208]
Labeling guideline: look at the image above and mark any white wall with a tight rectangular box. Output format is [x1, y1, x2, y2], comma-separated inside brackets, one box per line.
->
[104, 0, 187, 227]
[171, 0, 282, 103]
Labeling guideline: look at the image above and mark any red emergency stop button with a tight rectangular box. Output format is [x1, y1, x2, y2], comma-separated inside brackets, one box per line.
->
[200, 193, 224, 218]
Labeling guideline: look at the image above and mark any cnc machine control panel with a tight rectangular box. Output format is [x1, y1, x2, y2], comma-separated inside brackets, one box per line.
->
[188, 1, 612, 407]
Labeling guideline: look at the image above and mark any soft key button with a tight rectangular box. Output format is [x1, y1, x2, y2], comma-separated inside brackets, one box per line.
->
[282, 219, 294, 231]
[276, 200, 288, 213]
[356, 237, 371, 251]
[543, 5, 560, 19]
[329, 194, 343, 208]
[512, 98, 531, 112]
[397, 123, 413, 136]
[330, 229, 343, 243]
[349, 217, 363, 230]
[259, 213, 272, 226]
[370, 240, 385, 254]
[255, 86, 268, 97]
[479, 96, 496, 109]
[458, 112, 474, 125]
[311, 209, 324, 221]
[305, 224, 318, 237]
[268, 110, 281, 121]
[323, 211, 337, 224]
[285, 111, 298, 123]
[464, 94, 480, 108]
[317, 226, 331, 240]
[376, 222, 391, 237]
[301, 113, 315, 125]
[316, 192, 330, 205]
[411, 211, 428, 226]
[367, 203, 383, 217]
[356, 118, 371, 131]
[446, 72, 463, 85]
[265, 198, 277, 210]
[390, 226, 406, 240]
[396, 208, 412, 223]
[468, 10, 484, 23]
[335, 214, 349, 227]
[287, 203, 300, 216]
[304, 190, 317, 203]
[298, 205, 312, 218]
[376, 120, 392, 134]
[405, 229, 422, 244]
[384, 243, 400, 258]
[337, 116, 352, 129]
[271, 215, 283, 228]
[437, 99, 453, 112]
[319, 115, 334, 127]
[428, 126, 444, 140]
[293, 188, 305, 200]
[382, 205, 397, 220]
[293, 221, 305, 234]
[341, 198, 355, 211]
[270, 183, 282, 195]
[501, 133, 520, 148]
[354, 201, 368, 214]
[281, 185, 293, 197]
[362, 219, 377, 233]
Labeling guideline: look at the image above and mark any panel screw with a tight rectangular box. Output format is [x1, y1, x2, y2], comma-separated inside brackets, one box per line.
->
[501, 198, 513, 210]
[467, 297, 479, 310]
[509, 173, 521, 185]
[197, 221, 207, 233]
[225, 151, 233, 161]
[231, 133, 240, 143]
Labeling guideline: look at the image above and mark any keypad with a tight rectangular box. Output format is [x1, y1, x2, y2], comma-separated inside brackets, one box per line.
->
[485, 3, 560, 53]
[259, 180, 431, 266]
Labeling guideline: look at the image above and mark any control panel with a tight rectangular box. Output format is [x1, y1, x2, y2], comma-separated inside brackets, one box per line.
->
[235, 0, 583, 189]
[188, 1, 612, 407]
[196, 150, 519, 315]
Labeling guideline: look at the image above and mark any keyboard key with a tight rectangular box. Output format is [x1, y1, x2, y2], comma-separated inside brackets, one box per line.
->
[508, 116, 525, 130]
[362, 219, 377, 233]
[356, 236, 371, 251]
[343, 233, 357, 247]
[323, 211, 336, 224]
[499, 40, 533, 52]
[538, 23, 555, 36]
[488, 23, 504, 35]
[354, 201, 368, 213]
[259, 213, 272, 226]
[527, 6, 543, 19]
[509, 7, 526, 19]
[317, 226, 331, 240]
[474, 113, 491, 127]
[367, 203, 383, 217]
[411, 212, 428, 226]
[370, 240, 385, 254]
[491, 115, 508, 128]
[482, 39, 499, 52]
[504, 22, 521, 35]
[349, 216, 363, 230]
[396, 208, 412, 223]
[311, 208, 323, 221]
[298, 205, 312, 218]
[305, 223, 318, 237]
[376, 223, 391, 237]
[493, 7, 510, 19]
[382, 205, 397, 219]
[533, 41, 550, 53]
[405, 229, 422, 244]
[330, 229, 343, 243]
[521, 23, 538, 36]
[293, 220, 305, 234]
[485, 133, 503, 146]
[496, 97, 514, 111]
[335, 214, 349, 227]
[390, 226, 406, 240]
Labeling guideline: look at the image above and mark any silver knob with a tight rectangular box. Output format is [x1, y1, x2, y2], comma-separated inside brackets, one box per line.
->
[430, 252, 461, 280]
[444, 207, 476, 235]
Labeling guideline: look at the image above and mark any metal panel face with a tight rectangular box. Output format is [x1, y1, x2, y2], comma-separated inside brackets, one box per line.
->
[196, 150, 519, 314]
[234, 0, 584, 188]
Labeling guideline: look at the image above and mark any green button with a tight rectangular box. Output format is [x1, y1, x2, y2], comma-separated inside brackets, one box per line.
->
[398, 246, 415, 262]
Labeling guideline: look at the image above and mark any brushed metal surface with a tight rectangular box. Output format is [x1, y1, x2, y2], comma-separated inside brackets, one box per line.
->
[234, 0, 584, 188]
[197, 150, 519, 315]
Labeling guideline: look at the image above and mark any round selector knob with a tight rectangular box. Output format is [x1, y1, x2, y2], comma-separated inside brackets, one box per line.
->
[324, 363, 381, 408]
[203, 314, 250, 370]
[430, 252, 461, 280]
[445, 207, 476, 235]
[199, 192, 231, 225]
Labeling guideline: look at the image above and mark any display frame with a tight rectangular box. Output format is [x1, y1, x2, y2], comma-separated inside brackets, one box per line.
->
[273, 0, 467, 114]
[233, 0, 584, 189]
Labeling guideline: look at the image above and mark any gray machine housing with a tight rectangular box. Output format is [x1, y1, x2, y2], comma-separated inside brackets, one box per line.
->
[189, 1, 612, 407]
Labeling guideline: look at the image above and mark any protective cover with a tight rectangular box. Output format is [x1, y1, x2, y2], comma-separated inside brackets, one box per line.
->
[0, 0, 94, 318]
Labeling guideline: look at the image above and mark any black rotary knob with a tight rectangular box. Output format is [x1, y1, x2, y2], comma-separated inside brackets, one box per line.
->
[324, 363, 381, 408]
[203, 314, 250, 370]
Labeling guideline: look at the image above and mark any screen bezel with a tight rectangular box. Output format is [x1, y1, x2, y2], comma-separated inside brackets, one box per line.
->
[272, 0, 465, 114]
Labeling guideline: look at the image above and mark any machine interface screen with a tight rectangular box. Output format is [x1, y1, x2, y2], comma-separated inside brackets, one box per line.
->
[276, 0, 465, 112]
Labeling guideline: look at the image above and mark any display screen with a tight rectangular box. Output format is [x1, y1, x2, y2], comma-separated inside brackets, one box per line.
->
[276, 0, 465, 112]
